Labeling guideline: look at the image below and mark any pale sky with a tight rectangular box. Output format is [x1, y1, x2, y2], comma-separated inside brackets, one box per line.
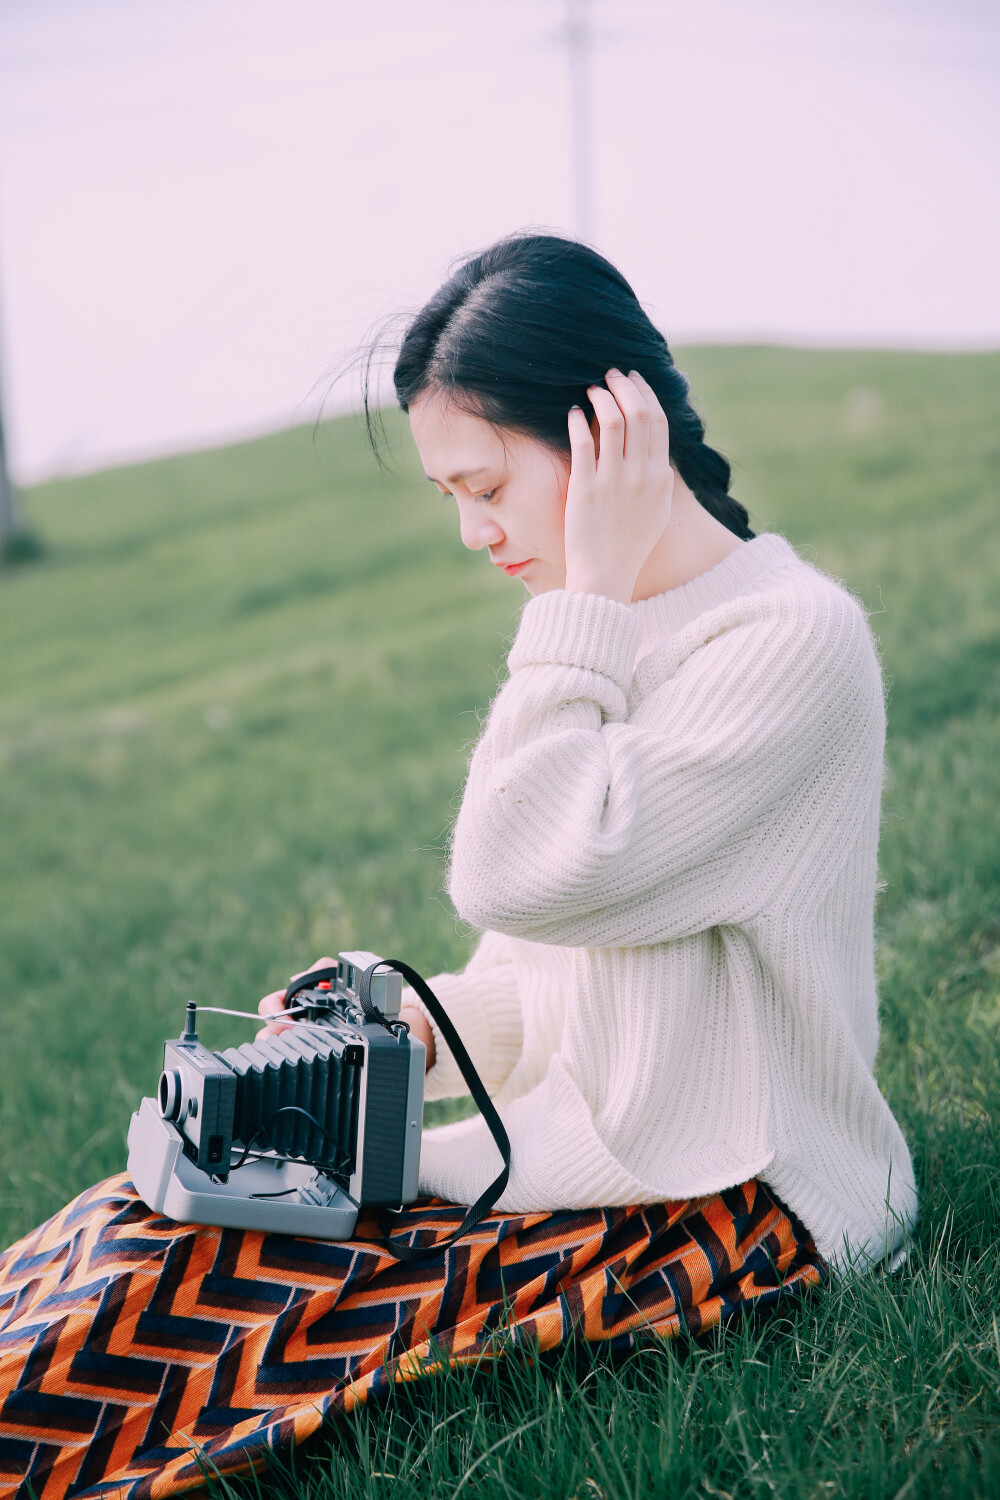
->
[0, 0, 997, 483]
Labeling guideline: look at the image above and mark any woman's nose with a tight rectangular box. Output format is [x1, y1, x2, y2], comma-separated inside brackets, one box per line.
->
[458, 504, 504, 552]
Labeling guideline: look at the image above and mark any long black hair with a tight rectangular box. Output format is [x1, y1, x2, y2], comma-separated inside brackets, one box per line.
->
[378, 232, 752, 540]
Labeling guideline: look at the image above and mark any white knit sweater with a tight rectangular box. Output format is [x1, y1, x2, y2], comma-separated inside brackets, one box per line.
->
[411, 533, 917, 1270]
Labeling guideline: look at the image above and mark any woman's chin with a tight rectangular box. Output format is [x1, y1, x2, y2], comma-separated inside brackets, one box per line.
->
[520, 567, 561, 596]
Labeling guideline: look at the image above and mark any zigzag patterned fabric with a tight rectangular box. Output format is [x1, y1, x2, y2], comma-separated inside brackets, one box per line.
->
[0, 1174, 823, 1499]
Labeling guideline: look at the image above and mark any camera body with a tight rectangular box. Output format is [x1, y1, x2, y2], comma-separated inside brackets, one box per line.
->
[127, 952, 425, 1236]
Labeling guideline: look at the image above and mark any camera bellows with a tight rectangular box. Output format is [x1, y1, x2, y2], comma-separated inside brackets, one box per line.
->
[219, 1029, 363, 1173]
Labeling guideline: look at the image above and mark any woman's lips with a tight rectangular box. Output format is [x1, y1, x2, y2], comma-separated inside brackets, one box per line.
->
[495, 559, 531, 576]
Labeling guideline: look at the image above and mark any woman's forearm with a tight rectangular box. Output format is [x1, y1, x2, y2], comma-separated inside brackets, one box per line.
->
[399, 1005, 435, 1070]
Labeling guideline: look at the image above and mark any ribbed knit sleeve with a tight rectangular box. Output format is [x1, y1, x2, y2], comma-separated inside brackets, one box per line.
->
[403, 930, 523, 1100]
[447, 578, 884, 947]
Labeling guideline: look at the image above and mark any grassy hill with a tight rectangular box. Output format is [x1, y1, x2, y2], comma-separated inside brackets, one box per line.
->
[1, 348, 998, 1496]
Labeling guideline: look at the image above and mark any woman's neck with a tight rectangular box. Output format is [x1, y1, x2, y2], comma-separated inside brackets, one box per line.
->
[632, 474, 745, 602]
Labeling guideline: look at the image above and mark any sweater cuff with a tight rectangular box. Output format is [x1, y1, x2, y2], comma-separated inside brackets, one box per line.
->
[507, 590, 642, 689]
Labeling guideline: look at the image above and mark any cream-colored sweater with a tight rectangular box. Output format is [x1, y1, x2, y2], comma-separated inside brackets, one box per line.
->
[411, 533, 917, 1270]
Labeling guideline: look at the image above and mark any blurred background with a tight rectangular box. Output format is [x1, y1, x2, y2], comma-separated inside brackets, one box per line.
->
[0, 0, 999, 1339]
[1, 4, 999, 1485]
[0, 0, 997, 483]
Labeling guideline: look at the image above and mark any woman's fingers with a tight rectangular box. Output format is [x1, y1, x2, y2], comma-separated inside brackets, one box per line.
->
[288, 956, 337, 988]
[626, 369, 670, 467]
[563, 367, 673, 602]
[587, 384, 626, 470]
[258, 991, 287, 1018]
[604, 369, 651, 464]
[256, 955, 337, 1036]
[257, 989, 293, 1037]
[567, 404, 596, 480]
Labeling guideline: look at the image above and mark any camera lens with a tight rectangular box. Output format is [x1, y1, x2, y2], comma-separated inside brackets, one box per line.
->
[158, 1069, 182, 1121]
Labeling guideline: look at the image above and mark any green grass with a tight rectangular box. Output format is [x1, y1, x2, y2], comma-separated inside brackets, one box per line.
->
[2, 347, 999, 1496]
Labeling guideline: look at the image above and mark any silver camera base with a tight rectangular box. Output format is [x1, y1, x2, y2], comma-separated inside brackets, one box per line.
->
[127, 1096, 361, 1238]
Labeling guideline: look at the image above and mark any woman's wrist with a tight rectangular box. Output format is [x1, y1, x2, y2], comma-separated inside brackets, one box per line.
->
[400, 1004, 436, 1071]
[563, 569, 636, 604]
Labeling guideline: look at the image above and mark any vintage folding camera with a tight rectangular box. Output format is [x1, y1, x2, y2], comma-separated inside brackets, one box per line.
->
[127, 951, 425, 1238]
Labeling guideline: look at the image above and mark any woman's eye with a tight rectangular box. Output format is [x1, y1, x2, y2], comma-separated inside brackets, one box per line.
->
[436, 487, 496, 504]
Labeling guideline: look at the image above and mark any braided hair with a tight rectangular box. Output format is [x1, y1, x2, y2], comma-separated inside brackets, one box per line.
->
[385, 233, 752, 540]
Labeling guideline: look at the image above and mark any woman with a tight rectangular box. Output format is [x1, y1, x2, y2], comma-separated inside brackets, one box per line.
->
[353, 232, 918, 1268]
[0, 234, 916, 1500]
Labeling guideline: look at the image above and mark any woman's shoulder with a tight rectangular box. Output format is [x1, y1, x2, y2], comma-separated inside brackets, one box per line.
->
[699, 534, 874, 653]
[760, 533, 870, 608]
[634, 536, 884, 715]
[634, 533, 874, 654]
[751, 543, 879, 661]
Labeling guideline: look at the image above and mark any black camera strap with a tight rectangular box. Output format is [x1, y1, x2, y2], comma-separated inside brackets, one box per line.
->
[283, 959, 511, 1263]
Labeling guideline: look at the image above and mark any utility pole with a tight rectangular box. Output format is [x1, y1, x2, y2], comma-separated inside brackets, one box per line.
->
[564, 0, 596, 243]
[0, 214, 13, 546]
[0, 363, 41, 565]
[0, 243, 38, 564]
[0, 375, 16, 552]
[0, 222, 17, 552]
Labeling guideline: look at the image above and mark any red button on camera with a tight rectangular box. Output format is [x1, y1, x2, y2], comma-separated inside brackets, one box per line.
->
[317, 980, 333, 990]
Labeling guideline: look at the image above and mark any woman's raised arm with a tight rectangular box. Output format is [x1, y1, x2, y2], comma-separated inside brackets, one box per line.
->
[447, 574, 884, 948]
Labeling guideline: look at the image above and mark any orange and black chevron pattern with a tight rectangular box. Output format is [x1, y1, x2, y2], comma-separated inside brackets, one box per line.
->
[0, 1174, 823, 1499]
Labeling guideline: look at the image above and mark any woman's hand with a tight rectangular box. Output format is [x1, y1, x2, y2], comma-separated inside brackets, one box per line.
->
[256, 955, 337, 1038]
[564, 369, 673, 603]
[258, 959, 436, 1073]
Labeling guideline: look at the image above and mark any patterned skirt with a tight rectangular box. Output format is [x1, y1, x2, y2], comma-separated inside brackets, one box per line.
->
[0, 1174, 824, 1500]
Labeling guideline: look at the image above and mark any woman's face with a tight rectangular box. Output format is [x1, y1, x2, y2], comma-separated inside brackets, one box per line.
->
[409, 388, 571, 595]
